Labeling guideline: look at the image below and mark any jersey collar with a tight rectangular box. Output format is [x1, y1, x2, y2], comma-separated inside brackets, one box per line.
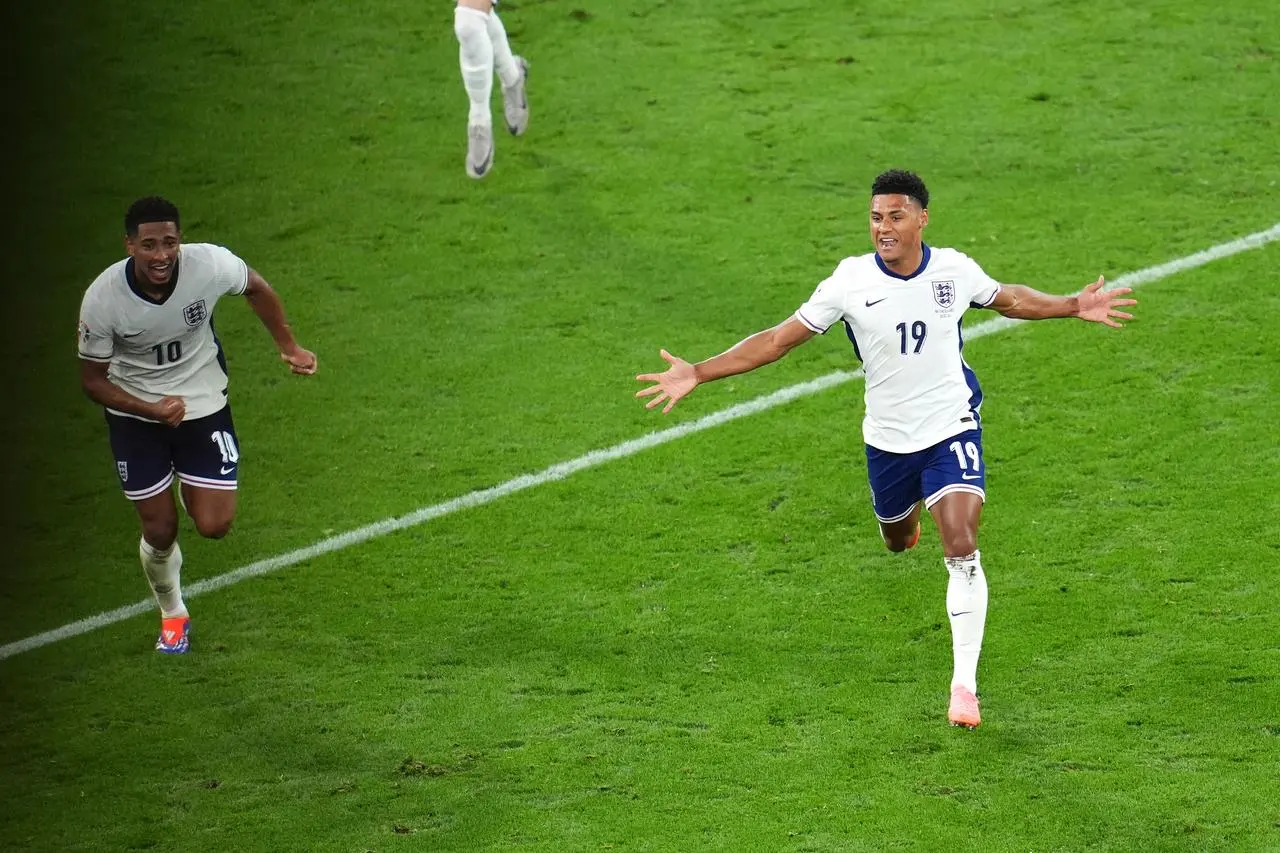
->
[124, 255, 182, 305]
[874, 243, 931, 281]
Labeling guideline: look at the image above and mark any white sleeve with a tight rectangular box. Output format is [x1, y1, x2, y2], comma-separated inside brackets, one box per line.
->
[964, 255, 1001, 308]
[794, 271, 846, 334]
[77, 289, 114, 362]
[208, 244, 250, 296]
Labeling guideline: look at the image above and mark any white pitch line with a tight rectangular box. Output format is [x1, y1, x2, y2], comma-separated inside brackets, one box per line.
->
[3, 223, 1278, 663]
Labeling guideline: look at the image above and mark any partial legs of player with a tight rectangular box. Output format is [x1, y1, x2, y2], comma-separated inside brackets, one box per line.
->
[110, 405, 242, 654]
[134, 485, 236, 654]
[868, 433, 989, 726]
[454, 0, 528, 178]
[133, 490, 190, 653]
[929, 490, 988, 729]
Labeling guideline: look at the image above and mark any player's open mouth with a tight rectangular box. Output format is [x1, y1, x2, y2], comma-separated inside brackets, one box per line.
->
[878, 238, 897, 249]
[149, 263, 171, 279]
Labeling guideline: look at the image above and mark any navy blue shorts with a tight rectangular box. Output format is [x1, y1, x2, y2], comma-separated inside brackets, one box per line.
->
[865, 429, 986, 523]
[105, 406, 240, 501]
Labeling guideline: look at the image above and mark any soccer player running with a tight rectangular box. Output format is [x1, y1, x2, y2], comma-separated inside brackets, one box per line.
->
[78, 197, 318, 654]
[635, 170, 1136, 728]
[453, 0, 530, 178]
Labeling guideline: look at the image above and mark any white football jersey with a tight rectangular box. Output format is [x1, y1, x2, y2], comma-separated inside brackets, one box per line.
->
[78, 243, 249, 422]
[795, 246, 1002, 453]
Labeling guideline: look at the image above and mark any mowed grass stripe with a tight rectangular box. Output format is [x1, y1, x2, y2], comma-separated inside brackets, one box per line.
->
[3, 222, 1277, 663]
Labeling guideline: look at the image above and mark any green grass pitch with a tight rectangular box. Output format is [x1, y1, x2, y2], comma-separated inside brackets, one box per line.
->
[1, 0, 1278, 850]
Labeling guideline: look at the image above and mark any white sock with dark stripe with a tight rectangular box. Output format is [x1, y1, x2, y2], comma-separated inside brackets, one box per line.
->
[140, 538, 187, 618]
[945, 550, 988, 693]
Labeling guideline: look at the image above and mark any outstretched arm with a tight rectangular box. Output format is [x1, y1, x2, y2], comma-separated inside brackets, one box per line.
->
[635, 316, 816, 414]
[243, 269, 318, 375]
[989, 276, 1136, 327]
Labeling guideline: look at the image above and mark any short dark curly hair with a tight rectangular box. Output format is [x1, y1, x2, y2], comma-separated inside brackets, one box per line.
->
[125, 196, 181, 236]
[871, 170, 929, 209]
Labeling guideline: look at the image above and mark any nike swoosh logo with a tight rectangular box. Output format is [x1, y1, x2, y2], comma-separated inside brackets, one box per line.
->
[961, 473, 981, 480]
[865, 298, 887, 307]
[220, 466, 236, 475]
[949, 611, 973, 617]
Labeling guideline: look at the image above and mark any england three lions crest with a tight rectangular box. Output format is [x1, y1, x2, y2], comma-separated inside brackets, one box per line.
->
[183, 299, 208, 327]
[931, 280, 956, 309]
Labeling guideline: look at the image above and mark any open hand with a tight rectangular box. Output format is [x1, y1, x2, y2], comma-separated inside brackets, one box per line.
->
[635, 349, 697, 414]
[281, 346, 318, 375]
[1077, 276, 1137, 328]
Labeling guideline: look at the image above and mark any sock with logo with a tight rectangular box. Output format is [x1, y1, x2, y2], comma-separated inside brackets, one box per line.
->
[945, 550, 988, 694]
[485, 10, 520, 88]
[140, 537, 187, 618]
[454, 6, 494, 127]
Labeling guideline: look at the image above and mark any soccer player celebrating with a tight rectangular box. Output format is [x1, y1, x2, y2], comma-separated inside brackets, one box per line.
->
[635, 170, 1136, 728]
[78, 197, 318, 654]
[453, 0, 529, 179]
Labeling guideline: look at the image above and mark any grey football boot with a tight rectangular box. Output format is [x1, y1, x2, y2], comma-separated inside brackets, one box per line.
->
[501, 57, 530, 136]
[465, 123, 494, 179]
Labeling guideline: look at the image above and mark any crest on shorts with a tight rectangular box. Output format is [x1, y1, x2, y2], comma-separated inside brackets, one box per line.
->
[931, 280, 956, 309]
[117, 461, 128, 482]
[183, 299, 208, 327]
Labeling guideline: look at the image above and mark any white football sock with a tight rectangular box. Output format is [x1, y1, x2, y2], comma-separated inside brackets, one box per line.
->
[454, 6, 494, 127]
[140, 537, 187, 619]
[944, 550, 988, 694]
[485, 10, 520, 88]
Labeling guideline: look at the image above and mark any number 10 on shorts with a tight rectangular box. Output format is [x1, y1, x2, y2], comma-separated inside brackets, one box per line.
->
[211, 430, 239, 465]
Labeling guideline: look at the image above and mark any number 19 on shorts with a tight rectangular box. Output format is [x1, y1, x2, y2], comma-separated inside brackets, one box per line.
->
[949, 439, 980, 474]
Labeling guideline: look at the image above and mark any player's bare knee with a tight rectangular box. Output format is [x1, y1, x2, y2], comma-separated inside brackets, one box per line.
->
[194, 514, 234, 540]
[942, 532, 977, 559]
[884, 536, 910, 553]
[143, 527, 178, 551]
[141, 520, 178, 551]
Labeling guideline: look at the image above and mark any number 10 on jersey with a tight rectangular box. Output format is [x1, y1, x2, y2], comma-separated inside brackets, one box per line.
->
[151, 341, 182, 365]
